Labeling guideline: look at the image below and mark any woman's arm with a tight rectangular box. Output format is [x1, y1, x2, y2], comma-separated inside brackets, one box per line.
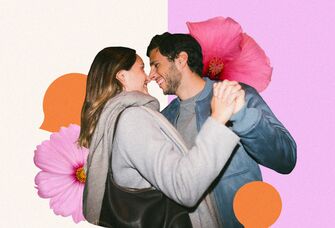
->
[113, 107, 239, 207]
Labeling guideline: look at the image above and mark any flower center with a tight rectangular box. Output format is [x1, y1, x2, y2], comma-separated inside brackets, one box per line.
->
[208, 57, 224, 78]
[75, 166, 86, 183]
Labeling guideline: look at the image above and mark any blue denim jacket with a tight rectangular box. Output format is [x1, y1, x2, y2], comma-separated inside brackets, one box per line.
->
[161, 78, 297, 227]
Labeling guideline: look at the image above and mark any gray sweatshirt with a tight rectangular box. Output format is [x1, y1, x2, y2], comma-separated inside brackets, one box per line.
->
[112, 106, 240, 228]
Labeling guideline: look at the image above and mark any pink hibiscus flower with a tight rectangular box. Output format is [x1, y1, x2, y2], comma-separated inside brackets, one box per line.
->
[187, 16, 272, 92]
[34, 124, 88, 223]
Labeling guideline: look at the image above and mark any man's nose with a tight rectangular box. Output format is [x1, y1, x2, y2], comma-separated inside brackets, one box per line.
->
[149, 67, 156, 80]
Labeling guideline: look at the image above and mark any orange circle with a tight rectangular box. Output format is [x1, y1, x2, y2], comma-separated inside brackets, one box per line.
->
[40, 73, 87, 132]
[233, 181, 282, 228]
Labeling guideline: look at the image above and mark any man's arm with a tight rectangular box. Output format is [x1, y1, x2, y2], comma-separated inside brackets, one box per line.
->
[230, 83, 297, 174]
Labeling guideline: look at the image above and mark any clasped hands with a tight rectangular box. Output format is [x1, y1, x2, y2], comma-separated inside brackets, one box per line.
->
[211, 80, 245, 124]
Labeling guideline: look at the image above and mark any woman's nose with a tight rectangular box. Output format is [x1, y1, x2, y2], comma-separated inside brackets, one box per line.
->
[145, 73, 152, 83]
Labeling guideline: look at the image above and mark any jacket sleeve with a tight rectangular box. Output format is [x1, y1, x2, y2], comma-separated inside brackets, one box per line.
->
[230, 84, 297, 174]
[113, 107, 239, 207]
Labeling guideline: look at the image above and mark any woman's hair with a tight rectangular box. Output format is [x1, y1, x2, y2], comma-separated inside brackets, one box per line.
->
[78, 47, 136, 148]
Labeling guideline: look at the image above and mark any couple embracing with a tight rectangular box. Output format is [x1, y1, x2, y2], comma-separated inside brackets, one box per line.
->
[79, 32, 296, 228]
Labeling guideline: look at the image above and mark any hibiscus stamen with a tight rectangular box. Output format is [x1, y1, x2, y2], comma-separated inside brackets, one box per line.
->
[208, 57, 224, 78]
[75, 166, 86, 183]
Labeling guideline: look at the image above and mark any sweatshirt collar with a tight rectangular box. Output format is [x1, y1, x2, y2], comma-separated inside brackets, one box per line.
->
[175, 77, 213, 104]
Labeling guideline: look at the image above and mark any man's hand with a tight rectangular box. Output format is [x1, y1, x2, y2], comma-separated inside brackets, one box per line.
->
[233, 85, 245, 114]
[211, 80, 244, 124]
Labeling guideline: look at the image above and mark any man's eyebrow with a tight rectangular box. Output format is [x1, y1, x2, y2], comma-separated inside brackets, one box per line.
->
[149, 60, 157, 66]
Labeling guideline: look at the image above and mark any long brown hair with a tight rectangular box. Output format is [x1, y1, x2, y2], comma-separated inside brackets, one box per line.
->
[78, 47, 136, 148]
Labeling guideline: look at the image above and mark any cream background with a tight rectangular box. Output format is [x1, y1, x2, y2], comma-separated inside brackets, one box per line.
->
[0, 1, 167, 227]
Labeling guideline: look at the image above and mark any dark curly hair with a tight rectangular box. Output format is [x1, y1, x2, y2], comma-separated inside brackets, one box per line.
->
[146, 32, 203, 76]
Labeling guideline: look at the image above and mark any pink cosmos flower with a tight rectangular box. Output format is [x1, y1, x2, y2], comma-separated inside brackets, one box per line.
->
[187, 16, 272, 92]
[34, 124, 88, 223]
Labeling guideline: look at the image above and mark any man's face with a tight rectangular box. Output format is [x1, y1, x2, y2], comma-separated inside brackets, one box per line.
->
[149, 48, 182, 95]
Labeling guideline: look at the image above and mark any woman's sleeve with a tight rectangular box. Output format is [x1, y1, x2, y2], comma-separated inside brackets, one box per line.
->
[114, 107, 239, 207]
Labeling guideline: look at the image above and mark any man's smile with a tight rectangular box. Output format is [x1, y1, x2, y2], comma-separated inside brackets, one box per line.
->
[155, 76, 165, 87]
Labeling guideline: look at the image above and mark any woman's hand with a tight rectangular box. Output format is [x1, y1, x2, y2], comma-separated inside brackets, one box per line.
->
[211, 80, 244, 124]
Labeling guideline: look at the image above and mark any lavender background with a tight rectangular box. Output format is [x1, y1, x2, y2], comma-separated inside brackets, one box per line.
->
[169, 0, 335, 227]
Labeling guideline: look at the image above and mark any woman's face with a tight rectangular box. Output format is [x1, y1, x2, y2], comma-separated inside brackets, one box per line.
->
[121, 55, 149, 94]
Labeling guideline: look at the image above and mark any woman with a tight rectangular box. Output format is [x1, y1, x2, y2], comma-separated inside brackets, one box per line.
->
[78, 47, 242, 227]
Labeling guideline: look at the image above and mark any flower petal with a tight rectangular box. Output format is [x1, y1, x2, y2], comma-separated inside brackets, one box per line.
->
[49, 126, 81, 166]
[66, 124, 89, 166]
[34, 125, 88, 174]
[34, 142, 74, 174]
[72, 184, 85, 223]
[224, 33, 272, 91]
[49, 181, 83, 218]
[187, 17, 243, 76]
[35, 171, 76, 198]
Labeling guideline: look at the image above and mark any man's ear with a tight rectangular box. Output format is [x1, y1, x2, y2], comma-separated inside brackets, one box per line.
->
[175, 51, 188, 70]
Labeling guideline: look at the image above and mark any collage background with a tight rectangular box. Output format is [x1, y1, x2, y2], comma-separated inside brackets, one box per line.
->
[1, 0, 334, 227]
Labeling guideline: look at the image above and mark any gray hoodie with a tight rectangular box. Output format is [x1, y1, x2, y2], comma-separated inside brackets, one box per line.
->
[112, 99, 240, 227]
[84, 91, 239, 228]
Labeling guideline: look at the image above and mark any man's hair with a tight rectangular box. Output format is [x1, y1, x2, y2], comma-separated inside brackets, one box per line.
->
[146, 32, 203, 76]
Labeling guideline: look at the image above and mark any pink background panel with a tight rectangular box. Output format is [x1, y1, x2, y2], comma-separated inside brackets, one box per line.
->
[168, 0, 335, 227]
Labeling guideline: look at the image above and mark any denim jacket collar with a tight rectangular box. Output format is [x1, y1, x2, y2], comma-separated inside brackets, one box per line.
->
[197, 77, 214, 102]
[163, 77, 214, 131]
[194, 78, 213, 130]
[174, 77, 214, 104]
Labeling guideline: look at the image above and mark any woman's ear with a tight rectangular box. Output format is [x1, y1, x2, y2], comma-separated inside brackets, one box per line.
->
[116, 70, 126, 85]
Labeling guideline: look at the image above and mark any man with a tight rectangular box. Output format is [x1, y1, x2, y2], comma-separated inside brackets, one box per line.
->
[146, 32, 297, 227]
